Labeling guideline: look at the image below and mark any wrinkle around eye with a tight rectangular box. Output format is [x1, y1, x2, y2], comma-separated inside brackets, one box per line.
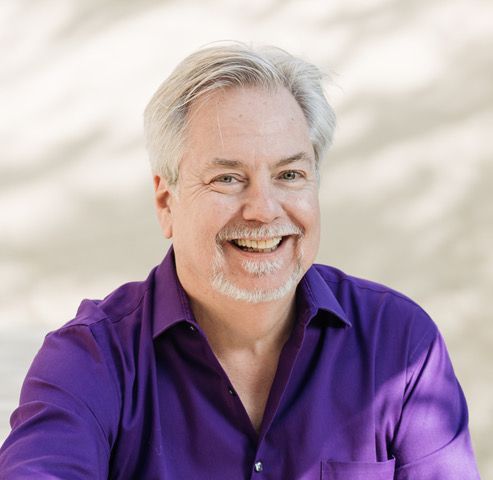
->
[206, 174, 246, 194]
[210, 174, 243, 184]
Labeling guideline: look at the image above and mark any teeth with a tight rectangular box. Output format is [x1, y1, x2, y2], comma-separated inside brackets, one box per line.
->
[233, 237, 282, 251]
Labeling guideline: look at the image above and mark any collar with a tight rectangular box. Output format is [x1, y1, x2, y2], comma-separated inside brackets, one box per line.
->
[152, 246, 196, 339]
[151, 247, 351, 339]
[297, 265, 352, 328]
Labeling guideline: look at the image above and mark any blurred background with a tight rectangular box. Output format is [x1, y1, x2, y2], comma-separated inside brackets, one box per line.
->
[1, 0, 491, 474]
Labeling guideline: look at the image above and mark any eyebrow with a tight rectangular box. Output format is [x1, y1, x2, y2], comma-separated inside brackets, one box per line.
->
[208, 152, 312, 169]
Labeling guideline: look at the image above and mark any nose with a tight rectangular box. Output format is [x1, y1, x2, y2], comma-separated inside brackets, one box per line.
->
[241, 178, 283, 223]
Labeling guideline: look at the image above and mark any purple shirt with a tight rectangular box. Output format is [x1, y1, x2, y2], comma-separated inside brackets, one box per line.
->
[0, 248, 480, 479]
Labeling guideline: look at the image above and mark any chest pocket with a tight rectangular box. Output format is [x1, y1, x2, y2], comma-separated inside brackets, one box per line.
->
[321, 458, 395, 479]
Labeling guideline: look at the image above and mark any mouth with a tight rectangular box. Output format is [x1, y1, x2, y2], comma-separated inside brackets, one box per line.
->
[229, 236, 284, 253]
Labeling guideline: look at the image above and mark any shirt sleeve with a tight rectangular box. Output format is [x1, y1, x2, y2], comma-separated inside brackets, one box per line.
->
[392, 313, 481, 479]
[0, 325, 119, 479]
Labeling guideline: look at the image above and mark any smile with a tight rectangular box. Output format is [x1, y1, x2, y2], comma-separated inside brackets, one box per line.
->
[231, 237, 283, 253]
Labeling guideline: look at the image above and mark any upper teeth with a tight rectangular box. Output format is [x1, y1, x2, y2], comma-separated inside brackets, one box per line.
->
[233, 237, 282, 249]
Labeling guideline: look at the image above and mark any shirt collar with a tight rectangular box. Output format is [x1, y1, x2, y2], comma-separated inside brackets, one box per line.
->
[151, 247, 351, 339]
[297, 265, 352, 328]
[152, 246, 196, 339]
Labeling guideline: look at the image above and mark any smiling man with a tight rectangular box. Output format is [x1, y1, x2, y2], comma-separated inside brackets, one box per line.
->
[0, 43, 480, 479]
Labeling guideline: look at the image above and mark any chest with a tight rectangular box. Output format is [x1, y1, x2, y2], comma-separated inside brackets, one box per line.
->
[111, 325, 404, 479]
[218, 355, 279, 433]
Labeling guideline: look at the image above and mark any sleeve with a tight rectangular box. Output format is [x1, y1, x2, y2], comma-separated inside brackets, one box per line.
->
[392, 314, 481, 479]
[0, 324, 120, 479]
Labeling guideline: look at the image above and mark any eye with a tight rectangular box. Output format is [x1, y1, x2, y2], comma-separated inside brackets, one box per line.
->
[209, 174, 245, 192]
[279, 170, 302, 181]
[213, 174, 238, 184]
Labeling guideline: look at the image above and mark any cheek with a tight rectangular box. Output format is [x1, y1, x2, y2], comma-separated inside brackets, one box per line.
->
[201, 196, 240, 228]
[290, 193, 320, 227]
[180, 197, 238, 241]
[291, 193, 321, 256]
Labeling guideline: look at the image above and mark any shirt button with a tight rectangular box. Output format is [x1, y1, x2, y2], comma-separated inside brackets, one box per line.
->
[228, 387, 236, 396]
[254, 461, 263, 473]
[188, 324, 196, 332]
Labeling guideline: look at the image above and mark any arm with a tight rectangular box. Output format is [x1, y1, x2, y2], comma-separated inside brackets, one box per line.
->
[0, 325, 119, 479]
[392, 318, 480, 479]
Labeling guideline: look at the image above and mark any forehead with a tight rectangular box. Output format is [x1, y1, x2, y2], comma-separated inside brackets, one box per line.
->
[182, 86, 314, 167]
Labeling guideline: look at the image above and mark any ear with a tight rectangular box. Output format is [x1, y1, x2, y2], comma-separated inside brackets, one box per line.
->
[153, 175, 175, 239]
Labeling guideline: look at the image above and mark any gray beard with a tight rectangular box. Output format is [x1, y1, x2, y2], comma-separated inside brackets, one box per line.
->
[211, 243, 304, 304]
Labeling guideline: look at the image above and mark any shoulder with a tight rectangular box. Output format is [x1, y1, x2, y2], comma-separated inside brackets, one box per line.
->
[312, 263, 438, 350]
[313, 263, 422, 305]
[20, 270, 160, 419]
[33, 268, 160, 389]
[45, 265, 162, 361]
[61, 271, 155, 331]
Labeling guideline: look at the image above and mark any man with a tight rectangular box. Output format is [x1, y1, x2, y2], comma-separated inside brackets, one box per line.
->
[0, 43, 480, 478]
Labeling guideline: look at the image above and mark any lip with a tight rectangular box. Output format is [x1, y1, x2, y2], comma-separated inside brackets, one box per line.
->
[224, 235, 293, 259]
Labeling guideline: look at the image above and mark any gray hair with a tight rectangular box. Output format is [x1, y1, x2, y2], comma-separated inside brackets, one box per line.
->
[143, 42, 336, 185]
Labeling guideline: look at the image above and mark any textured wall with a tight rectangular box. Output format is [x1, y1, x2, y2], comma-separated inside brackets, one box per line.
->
[1, 0, 491, 474]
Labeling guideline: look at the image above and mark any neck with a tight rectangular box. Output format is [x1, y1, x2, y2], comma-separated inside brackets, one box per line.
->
[189, 290, 297, 357]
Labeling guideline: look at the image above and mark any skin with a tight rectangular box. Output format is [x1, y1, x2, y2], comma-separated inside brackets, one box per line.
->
[153, 86, 321, 432]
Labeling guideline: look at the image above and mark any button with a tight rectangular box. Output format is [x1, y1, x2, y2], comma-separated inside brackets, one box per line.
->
[254, 461, 263, 472]
[188, 324, 196, 332]
[228, 387, 236, 396]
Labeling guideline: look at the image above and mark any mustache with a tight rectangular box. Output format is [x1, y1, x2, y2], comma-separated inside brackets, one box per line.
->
[216, 222, 303, 242]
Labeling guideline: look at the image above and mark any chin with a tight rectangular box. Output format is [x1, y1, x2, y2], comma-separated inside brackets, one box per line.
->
[211, 263, 303, 304]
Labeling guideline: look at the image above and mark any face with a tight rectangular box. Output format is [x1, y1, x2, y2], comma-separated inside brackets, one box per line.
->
[154, 86, 321, 305]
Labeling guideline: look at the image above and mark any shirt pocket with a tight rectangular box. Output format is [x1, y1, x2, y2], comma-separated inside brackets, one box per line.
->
[321, 458, 395, 480]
